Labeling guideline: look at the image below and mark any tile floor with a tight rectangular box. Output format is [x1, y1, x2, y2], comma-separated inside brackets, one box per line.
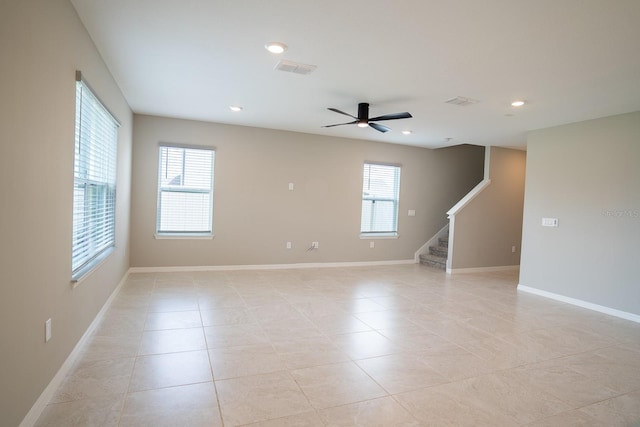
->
[34, 265, 640, 426]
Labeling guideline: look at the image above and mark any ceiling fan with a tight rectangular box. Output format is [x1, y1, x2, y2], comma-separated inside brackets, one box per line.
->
[323, 102, 412, 133]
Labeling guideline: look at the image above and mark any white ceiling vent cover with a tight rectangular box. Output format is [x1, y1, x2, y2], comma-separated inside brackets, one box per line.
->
[445, 96, 480, 106]
[275, 59, 317, 75]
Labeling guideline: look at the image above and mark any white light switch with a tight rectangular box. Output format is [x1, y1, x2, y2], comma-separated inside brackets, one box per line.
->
[288, 183, 294, 191]
[542, 217, 559, 227]
[408, 210, 416, 217]
[286, 241, 292, 249]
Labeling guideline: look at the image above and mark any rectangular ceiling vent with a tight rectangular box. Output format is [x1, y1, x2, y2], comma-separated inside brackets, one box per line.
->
[445, 96, 480, 106]
[275, 59, 317, 75]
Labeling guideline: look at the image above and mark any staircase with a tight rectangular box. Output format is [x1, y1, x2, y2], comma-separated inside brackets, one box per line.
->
[419, 236, 448, 270]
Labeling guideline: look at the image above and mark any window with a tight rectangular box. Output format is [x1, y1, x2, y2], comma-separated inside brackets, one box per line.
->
[360, 163, 401, 236]
[72, 72, 119, 280]
[156, 145, 215, 236]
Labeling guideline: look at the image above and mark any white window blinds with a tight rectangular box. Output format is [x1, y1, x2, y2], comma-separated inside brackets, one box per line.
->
[360, 163, 401, 235]
[156, 146, 215, 235]
[72, 73, 119, 279]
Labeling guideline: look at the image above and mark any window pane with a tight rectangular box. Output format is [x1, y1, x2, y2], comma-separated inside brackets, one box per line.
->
[157, 146, 215, 235]
[360, 163, 400, 234]
[72, 78, 118, 277]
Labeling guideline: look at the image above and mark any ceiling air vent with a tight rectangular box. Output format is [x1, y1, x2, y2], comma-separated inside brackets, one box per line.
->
[445, 96, 480, 106]
[275, 59, 317, 75]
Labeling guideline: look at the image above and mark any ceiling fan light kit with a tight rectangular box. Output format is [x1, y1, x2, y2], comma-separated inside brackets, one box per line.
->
[323, 102, 412, 133]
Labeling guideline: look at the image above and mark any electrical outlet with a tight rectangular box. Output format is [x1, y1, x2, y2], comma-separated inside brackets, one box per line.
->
[45, 318, 52, 343]
[511, 245, 516, 253]
[286, 241, 292, 249]
[370, 241, 375, 248]
[311, 241, 319, 249]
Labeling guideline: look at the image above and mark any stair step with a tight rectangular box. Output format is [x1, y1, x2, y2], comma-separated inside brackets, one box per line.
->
[429, 245, 448, 257]
[438, 236, 449, 248]
[419, 253, 446, 270]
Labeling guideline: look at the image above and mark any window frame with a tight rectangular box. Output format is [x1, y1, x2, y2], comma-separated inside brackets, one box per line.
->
[155, 144, 215, 238]
[359, 162, 401, 238]
[71, 71, 120, 282]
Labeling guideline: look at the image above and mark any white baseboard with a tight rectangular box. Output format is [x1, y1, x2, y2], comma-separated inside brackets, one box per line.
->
[446, 265, 520, 274]
[129, 259, 416, 274]
[20, 270, 131, 427]
[517, 284, 640, 324]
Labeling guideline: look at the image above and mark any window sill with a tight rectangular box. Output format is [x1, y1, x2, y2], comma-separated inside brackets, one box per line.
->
[359, 233, 399, 239]
[71, 246, 115, 287]
[155, 233, 214, 240]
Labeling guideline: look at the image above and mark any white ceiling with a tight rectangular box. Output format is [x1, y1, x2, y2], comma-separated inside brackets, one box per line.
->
[70, 0, 640, 149]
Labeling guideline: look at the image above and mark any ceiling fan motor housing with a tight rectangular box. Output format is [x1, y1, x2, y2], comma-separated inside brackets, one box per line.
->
[358, 103, 369, 122]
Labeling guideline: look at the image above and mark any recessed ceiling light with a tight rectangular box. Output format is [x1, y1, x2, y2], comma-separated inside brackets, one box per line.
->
[265, 42, 287, 54]
[402, 130, 412, 135]
[511, 100, 525, 107]
[229, 106, 243, 112]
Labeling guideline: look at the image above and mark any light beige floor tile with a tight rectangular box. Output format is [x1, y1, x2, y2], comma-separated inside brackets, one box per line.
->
[204, 323, 270, 349]
[36, 265, 640, 426]
[562, 347, 640, 393]
[578, 390, 640, 426]
[240, 411, 325, 427]
[524, 410, 604, 427]
[79, 335, 141, 362]
[394, 380, 520, 426]
[129, 350, 212, 392]
[35, 393, 124, 427]
[335, 298, 386, 314]
[420, 318, 495, 345]
[148, 295, 199, 312]
[417, 343, 492, 381]
[200, 307, 255, 326]
[377, 328, 453, 352]
[355, 352, 447, 394]
[291, 361, 387, 409]
[249, 304, 307, 322]
[138, 327, 206, 355]
[216, 371, 313, 426]
[307, 313, 372, 335]
[329, 330, 402, 359]
[292, 301, 347, 318]
[460, 372, 572, 424]
[198, 294, 248, 310]
[144, 310, 202, 330]
[506, 363, 620, 407]
[209, 344, 286, 379]
[120, 382, 222, 427]
[456, 336, 535, 370]
[318, 396, 421, 426]
[260, 318, 323, 340]
[51, 357, 135, 403]
[354, 310, 418, 330]
[271, 335, 350, 370]
[94, 309, 147, 337]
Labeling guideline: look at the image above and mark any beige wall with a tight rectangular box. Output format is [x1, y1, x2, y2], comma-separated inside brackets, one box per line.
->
[0, 1, 132, 425]
[520, 112, 640, 316]
[449, 147, 526, 270]
[131, 115, 484, 267]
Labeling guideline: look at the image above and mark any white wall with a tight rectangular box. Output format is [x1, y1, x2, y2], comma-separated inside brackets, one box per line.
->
[520, 111, 640, 317]
[449, 147, 526, 270]
[131, 115, 485, 267]
[0, 1, 132, 425]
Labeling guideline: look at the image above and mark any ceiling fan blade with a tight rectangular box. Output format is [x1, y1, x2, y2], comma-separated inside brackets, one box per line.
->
[328, 108, 358, 119]
[322, 120, 357, 128]
[369, 122, 391, 133]
[369, 112, 412, 121]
